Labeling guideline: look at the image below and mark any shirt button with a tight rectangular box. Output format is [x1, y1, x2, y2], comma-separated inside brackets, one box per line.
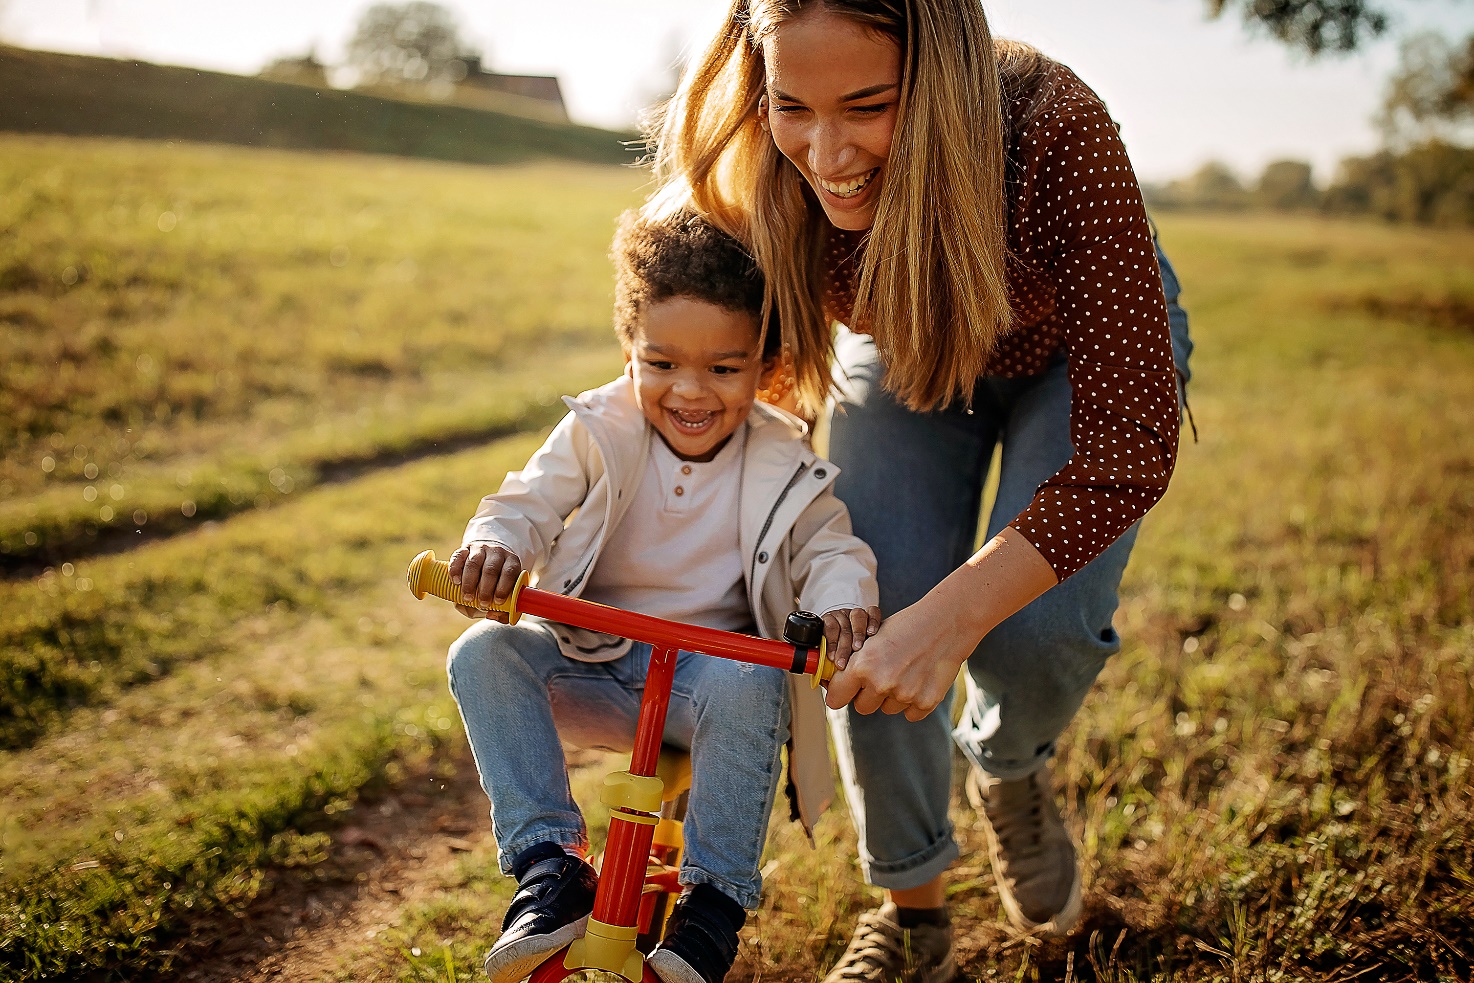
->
[681, 465, 692, 475]
[674, 486, 685, 496]
[757, 551, 769, 563]
[814, 467, 827, 479]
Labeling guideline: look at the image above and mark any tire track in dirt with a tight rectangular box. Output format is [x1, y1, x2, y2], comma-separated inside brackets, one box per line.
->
[164, 749, 494, 983]
[167, 747, 608, 983]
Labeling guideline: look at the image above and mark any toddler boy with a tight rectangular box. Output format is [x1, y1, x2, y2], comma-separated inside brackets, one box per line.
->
[446, 211, 879, 983]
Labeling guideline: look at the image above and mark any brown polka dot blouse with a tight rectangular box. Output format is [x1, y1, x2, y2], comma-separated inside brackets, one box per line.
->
[823, 61, 1181, 582]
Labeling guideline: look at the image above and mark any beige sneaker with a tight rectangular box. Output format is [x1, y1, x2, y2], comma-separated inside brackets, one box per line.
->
[966, 763, 1082, 937]
[820, 902, 955, 983]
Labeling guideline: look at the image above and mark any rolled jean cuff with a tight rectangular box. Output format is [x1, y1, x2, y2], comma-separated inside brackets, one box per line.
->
[496, 827, 589, 875]
[862, 836, 961, 892]
[681, 868, 762, 911]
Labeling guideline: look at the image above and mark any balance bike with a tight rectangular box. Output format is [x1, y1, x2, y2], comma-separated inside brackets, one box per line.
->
[407, 550, 836, 983]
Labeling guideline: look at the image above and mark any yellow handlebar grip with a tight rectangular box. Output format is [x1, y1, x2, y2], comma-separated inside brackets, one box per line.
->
[810, 637, 833, 689]
[406, 550, 530, 625]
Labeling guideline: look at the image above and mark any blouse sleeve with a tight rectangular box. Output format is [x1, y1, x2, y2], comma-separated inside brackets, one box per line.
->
[1006, 79, 1181, 580]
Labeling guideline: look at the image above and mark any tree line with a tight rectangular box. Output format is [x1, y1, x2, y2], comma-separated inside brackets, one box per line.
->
[1146, 28, 1474, 225]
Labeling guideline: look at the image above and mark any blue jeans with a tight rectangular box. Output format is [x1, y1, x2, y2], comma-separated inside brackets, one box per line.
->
[446, 618, 790, 909]
[826, 244, 1191, 890]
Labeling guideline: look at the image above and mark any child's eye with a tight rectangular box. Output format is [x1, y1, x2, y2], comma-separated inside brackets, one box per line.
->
[711, 365, 742, 375]
[645, 359, 676, 371]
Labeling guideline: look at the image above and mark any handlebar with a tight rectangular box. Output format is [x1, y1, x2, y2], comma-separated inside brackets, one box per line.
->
[406, 550, 836, 686]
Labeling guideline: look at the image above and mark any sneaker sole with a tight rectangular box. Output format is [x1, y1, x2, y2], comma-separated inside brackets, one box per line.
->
[483, 915, 589, 983]
[647, 948, 703, 983]
[999, 865, 1082, 938]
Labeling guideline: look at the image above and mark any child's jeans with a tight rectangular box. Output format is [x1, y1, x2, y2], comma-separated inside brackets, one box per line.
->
[447, 617, 790, 909]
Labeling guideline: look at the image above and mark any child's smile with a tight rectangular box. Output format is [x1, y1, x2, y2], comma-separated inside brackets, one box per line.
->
[627, 296, 769, 462]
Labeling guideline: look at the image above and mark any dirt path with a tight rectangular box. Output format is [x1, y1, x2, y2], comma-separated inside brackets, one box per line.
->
[167, 750, 494, 983]
[167, 748, 610, 983]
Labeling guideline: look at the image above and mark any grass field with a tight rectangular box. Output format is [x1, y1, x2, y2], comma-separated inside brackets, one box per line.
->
[1, 133, 1471, 982]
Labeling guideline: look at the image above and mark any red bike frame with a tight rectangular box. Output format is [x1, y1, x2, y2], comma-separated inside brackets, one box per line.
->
[407, 550, 831, 983]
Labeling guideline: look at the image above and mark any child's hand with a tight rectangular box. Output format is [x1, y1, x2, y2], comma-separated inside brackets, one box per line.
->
[822, 606, 882, 671]
[448, 541, 523, 622]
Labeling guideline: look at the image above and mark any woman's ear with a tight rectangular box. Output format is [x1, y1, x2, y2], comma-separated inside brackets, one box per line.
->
[756, 94, 770, 132]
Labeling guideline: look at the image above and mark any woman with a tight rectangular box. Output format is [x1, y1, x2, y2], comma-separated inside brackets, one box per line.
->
[647, 2, 1191, 981]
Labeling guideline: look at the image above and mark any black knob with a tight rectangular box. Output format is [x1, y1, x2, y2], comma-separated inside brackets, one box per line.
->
[783, 610, 825, 648]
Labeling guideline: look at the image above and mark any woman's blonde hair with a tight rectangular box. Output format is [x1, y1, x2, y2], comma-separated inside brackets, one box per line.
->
[647, 0, 1047, 414]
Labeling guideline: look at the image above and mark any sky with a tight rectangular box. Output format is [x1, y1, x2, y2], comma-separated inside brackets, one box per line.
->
[2, 0, 1471, 183]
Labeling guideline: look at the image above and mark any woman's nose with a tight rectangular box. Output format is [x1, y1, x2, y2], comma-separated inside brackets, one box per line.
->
[808, 120, 858, 176]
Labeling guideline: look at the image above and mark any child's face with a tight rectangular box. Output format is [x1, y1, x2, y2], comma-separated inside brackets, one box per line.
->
[626, 296, 768, 463]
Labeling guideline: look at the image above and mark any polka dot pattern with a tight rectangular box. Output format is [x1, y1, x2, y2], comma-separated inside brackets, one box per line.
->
[823, 61, 1181, 580]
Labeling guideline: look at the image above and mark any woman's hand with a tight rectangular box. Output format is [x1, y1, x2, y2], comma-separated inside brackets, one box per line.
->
[448, 541, 522, 621]
[823, 596, 973, 721]
[824, 527, 1059, 721]
[822, 605, 883, 669]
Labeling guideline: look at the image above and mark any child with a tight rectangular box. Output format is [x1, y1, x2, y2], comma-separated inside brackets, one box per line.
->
[445, 210, 880, 983]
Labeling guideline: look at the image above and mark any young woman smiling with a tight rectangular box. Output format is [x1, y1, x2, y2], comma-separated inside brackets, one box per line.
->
[646, 1, 1192, 981]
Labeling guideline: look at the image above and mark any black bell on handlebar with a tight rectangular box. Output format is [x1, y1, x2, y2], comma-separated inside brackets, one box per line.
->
[783, 611, 825, 649]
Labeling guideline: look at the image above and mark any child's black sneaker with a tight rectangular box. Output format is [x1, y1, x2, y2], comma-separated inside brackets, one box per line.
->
[483, 844, 598, 983]
[647, 884, 746, 983]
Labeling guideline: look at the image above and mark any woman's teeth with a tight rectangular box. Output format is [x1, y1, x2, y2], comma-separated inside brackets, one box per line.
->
[818, 168, 878, 199]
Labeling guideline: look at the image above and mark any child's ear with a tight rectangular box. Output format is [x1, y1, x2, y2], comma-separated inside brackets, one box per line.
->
[758, 354, 780, 389]
[623, 348, 633, 377]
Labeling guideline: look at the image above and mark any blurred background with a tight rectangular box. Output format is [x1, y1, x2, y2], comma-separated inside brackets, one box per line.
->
[1, 2, 1472, 982]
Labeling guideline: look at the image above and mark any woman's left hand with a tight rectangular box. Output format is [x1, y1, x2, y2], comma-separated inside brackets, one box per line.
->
[823, 594, 973, 721]
[823, 527, 1059, 722]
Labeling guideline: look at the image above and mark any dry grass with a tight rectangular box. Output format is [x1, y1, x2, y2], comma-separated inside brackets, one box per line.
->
[1, 132, 1470, 982]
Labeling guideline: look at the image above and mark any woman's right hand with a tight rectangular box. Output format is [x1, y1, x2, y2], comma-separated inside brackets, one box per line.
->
[448, 541, 523, 621]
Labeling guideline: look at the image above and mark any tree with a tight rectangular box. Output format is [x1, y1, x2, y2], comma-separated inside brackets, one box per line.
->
[1256, 159, 1320, 208]
[1205, 0, 1390, 54]
[345, 2, 478, 95]
[1379, 32, 1474, 144]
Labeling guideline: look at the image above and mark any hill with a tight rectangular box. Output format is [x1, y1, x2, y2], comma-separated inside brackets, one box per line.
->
[0, 45, 636, 167]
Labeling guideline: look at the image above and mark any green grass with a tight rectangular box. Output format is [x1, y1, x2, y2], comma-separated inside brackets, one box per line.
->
[0, 132, 1471, 981]
[0, 45, 634, 166]
[0, 135, 643, 574]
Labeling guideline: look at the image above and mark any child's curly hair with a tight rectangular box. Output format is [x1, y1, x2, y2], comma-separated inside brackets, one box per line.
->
[612, 209, 781, 362]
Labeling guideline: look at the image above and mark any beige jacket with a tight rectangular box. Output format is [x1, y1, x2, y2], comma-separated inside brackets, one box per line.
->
[463, 376, 878, 833]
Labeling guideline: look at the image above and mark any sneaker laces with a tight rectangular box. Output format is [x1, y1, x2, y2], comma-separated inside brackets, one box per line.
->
[827, 909, 909, 981]
[980, 774, 1047, 862]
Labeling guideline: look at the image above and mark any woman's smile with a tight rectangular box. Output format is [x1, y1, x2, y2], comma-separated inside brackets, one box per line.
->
[816, 167, 881, 199]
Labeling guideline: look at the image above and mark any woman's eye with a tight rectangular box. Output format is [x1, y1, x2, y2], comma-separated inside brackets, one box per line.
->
[850, 103, 890, 116]
[772, 104, 807, 115]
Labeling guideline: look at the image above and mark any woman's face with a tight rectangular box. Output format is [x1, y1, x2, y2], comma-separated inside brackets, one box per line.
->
[761, 7, 902, 232]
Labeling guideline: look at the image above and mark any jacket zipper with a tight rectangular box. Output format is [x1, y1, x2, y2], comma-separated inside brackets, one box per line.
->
[749, 462, 809, 587]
